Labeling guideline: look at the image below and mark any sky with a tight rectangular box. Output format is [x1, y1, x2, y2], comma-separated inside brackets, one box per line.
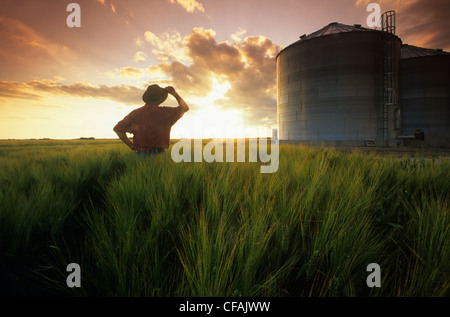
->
[1, 0, 449, 139]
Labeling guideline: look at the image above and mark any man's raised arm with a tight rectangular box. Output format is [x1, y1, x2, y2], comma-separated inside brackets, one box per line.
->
[165, 86, 189, 112]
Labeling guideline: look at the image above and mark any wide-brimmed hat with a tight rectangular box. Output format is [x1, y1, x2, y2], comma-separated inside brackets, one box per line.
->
[142, 84, 168, 105]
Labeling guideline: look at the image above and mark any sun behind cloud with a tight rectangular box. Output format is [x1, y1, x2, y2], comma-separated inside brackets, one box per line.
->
[189, 77, 230, 108]
[172, 77, 244, 139]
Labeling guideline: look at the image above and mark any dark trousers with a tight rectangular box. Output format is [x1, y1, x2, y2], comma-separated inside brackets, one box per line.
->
[136, 148, 165, 158]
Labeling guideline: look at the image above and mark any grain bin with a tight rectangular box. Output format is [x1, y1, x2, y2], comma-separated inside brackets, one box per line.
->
[400, 44, 450, 138]
[276, 22, 402, 146]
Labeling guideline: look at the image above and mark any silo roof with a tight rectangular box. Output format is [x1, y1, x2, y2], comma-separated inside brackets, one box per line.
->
[277, 22, 399, 59]
[299, 22, 373, 41]
[401, 44, 450, 59]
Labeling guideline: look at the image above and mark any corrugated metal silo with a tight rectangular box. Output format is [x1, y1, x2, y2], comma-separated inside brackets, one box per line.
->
[277, 22, 402, 146]
[400, 44, 450, 138]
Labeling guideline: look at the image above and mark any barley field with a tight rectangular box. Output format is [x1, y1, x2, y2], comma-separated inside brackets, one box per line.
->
[0, 139, 448, 296]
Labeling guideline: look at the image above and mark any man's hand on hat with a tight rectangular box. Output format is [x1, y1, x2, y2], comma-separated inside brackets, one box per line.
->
[164, 86, 176, 95]
[164, 85, 188, 111]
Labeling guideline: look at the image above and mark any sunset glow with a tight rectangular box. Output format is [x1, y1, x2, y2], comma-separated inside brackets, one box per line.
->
[1, 0, 448, 140]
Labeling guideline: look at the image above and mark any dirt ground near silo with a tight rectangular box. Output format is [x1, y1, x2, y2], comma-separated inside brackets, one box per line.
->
[332, 134, 450, 158]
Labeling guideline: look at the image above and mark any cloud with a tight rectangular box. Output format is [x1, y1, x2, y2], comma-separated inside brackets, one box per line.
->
[97, 0, 117, 14]
[355, 0, 450, 50]
[144, 30, 190, 64]
[0, 18, 66, 57]
[0, 17, 79, 81]
[120, 67, 143, 77]
[184, 28, 244, 76]
[1, 116, 55, 121]
[0, 81, 41, 100]
[355, 0, 412, 9]
[2, 22, 282, 128]
[169, 0, 205, 13]
[96, 0, 135, 22]
[141, 27, 283, 127]
[135, 37, 144, 47]
[110, 3, 117, 14]
[0, 80, 145, 106]
[231, 29, 248, 44]
[355, 0, 395, 5]
[397, 0, 450, 50]
[133, 51, 147, 62]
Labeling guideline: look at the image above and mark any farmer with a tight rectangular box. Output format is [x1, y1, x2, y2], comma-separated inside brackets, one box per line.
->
[113, 84, 189, 157]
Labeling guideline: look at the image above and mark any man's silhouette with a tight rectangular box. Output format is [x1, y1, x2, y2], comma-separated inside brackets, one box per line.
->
[114, 84, 189, 157]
